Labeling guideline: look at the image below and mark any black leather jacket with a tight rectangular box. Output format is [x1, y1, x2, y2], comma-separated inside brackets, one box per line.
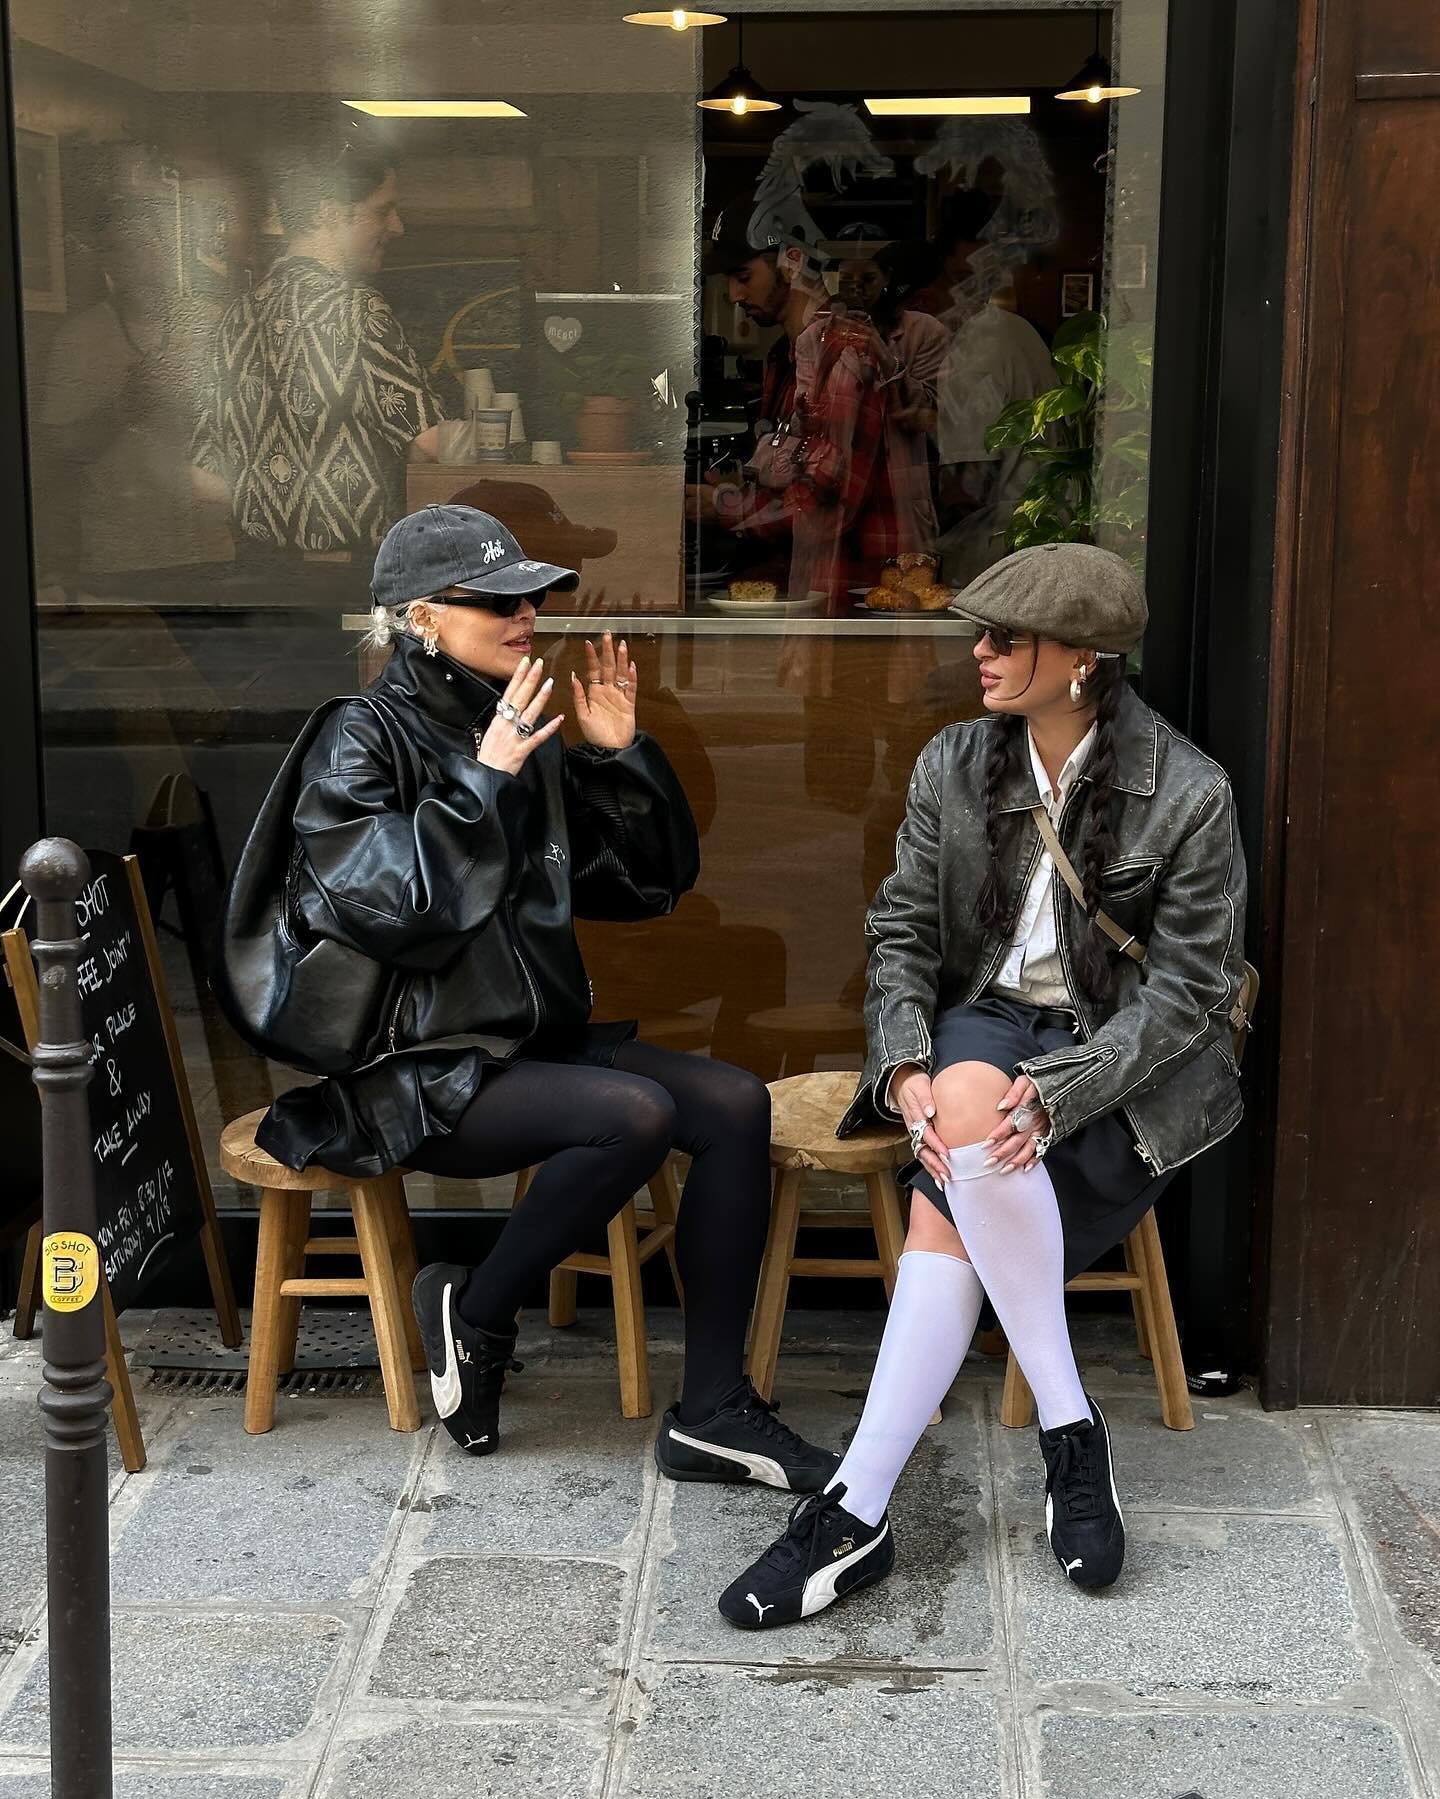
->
[840, 684, 1248, 1176]
[249, 634, 699, 1175]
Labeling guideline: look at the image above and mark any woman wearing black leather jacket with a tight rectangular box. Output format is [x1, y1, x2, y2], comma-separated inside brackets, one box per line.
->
[221, 504, 835, 1488]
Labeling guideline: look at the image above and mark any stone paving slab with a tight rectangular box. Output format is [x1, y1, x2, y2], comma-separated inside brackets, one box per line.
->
[367, 1555, 628, 1710]
[989, 1391, 1325, 1515]
[650, 1385, 994, 1668]
[1322, 1413, 1440, 1674]
[408, 1384, 651, 1561]
[1011, 1512, 1369, 1701]
[618, 1662, 1005, 1798]
[0, 1778, 290, 1799]
[315, 1715, 605, 1799]
[1036, 1710, 1422, 1799]
[0, 1614, 346, 1752]
[109, 1394, 419, 1606]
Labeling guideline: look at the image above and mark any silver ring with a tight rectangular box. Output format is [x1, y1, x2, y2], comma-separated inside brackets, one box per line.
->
[1010, 1103, 1039, 1134]
[908, 1119, 927, 1153]
[513, 719, 534, 740]
[495, 698, 520, 723]
[615, 678, 630, 690]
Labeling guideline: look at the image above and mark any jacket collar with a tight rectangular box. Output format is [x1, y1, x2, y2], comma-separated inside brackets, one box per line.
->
[993, 681, 1158, 812]
[374, 632, 508, 734]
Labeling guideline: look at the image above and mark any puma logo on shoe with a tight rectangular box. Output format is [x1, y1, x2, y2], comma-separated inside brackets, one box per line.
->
[1063, 1556, 1084, 1576]
[463, 1434, 491, 1451]
[746, 1593, 774, 1622]
[454, 1339, 472, 1366]
[833, 1537, 855, 1560]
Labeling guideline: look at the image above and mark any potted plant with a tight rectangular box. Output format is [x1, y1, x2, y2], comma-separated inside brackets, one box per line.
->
[552, 349, 657, 454]
[985, 312, 1153, 559]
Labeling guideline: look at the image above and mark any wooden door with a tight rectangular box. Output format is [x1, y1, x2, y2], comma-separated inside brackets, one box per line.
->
[1266, 2, 1440, 1403]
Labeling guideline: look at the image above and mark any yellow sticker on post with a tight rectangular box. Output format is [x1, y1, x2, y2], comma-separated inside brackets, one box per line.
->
[43, 1233, 100, 1313]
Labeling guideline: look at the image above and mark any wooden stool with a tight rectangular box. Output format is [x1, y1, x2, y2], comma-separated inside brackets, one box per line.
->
[635, 1011, 710, 1053]
[220, 1110, 424, 1435]
[749, 1071, 909, 1400]
[513, 1158, 684, 1420]
[748, 1003, 864, 1077]
[1000, 1207, 1194, 1431]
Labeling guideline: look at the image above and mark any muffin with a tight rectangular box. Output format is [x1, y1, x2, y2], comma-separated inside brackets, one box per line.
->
[727, 579, 779, 603]
[878, 561, 907, 590]
[897, 551, 938, 576]
[863, 585, 911, 611]
[902, 564, 939, 596]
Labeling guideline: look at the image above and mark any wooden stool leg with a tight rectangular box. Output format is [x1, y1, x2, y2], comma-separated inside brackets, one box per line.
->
[352, 1182, 421, 1433]
[748, 1166, 803, 1401]
[549, 1266, 580, 1327]
[1124, 1231, 1152, 1359]
[607, 1201, 651, 1419]
[1000, 1347, 1036, 1429]
[647, 1159, 684, 1308]
[864, 1171, 907, 1301]
[380, 1173, 425, 1372]
[245, 1187, 301, 1436]
[102, 1277, 146, 1473]
[1130, 1210, 1194, 1431]
[13, 1222, 42, 1341]
[273, 1193, 313, 1380]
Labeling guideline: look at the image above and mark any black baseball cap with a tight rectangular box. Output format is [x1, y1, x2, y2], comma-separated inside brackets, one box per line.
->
[371, 504, 580, 608]
[703, 202, 801, 275]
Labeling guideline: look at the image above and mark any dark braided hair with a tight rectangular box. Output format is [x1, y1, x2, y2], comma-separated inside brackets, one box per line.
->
[974, 652, 1128, 1005]
[1072, 659, 1127, 1005]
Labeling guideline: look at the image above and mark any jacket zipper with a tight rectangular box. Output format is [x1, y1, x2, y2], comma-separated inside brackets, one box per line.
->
[1048, 792, 1163, 1174]
[506, 897, 544, 1035]
[386, 984, 406, 1055]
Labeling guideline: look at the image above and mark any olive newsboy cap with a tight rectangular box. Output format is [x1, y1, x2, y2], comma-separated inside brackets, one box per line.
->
[952, 542, 1148, 654]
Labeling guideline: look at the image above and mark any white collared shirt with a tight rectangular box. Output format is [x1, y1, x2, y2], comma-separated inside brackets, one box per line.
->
[988, 723, 1096, 1010]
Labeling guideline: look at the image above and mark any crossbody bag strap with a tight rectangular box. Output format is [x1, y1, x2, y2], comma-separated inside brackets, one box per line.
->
[1030, 805, 1147, 965]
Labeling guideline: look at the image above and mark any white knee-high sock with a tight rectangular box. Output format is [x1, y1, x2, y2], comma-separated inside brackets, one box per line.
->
[826, 1249, 985, 1527]
[942, 1141, 1089, 1432]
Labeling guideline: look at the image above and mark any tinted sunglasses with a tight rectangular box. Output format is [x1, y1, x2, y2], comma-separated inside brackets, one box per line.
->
[966, 618, 1030, 657]
[457, 588, 550, 620]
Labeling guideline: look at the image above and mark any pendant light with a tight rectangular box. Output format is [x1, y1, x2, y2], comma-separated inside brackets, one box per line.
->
[624, 9, 727, 27]
[1056, 12, 1140, 103]
[698, 18, 782, 114]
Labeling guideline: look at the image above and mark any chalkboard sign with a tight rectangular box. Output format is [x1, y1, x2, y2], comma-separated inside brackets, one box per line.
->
[3, 850, 206, 1312]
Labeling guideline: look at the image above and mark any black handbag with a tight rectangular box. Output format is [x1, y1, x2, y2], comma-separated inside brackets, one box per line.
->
[214, 695, 417, 1076]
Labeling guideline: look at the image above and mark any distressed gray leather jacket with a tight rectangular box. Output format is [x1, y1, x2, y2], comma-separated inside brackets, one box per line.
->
[840, 684, 1248, 1176]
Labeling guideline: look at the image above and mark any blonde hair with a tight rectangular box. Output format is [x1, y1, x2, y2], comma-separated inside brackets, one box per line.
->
[361, 597, 449, 653]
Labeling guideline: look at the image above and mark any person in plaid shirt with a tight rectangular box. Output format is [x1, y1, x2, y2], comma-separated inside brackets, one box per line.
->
[687, 209, 900, 609]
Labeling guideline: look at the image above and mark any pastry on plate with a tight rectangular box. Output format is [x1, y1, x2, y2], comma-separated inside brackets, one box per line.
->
[863, 585, 912, 611]
[897, 551, 938, 575]
[726, 579, 779, 602]
[901, 564, 940, 595]
[911, 582, 954, 612]
[878, 561, 906, 590]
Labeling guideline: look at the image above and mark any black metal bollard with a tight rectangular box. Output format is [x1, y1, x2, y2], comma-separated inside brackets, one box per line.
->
[21, 838, 114, 1799]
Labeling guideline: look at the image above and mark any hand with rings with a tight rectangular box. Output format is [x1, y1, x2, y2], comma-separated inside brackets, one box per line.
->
[983, 1075, 1051, 1176]
[475, 655, 565, 775]
[571, 630, 639, 751]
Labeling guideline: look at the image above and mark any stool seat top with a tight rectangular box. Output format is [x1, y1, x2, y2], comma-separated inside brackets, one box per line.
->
[750, 1003, 865, 1044]
[767, 1071, 908, 1173]
[220, 1108, 368, 1191]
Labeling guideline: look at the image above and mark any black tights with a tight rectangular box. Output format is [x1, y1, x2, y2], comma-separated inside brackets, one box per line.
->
[407, 1042, 773, 1421]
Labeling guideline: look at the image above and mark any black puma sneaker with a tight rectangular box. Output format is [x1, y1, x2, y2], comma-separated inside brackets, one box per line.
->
[655, 1380, 841, 1492]
[411, 1262, 522, 1457]
[718, 1483, 894, 1629]
[1039, 1393, 1125, 1589]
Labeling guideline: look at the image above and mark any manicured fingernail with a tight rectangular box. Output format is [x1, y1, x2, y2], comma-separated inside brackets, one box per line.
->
[924, 1106, 935, 1119]
[996, 1099, 1008, 1110]
[999, 1164, 1014, 1176]
[983, 1155, 997, 1168]
[542, 678, 553, 691]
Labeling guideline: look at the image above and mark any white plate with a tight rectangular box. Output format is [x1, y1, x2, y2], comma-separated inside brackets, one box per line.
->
[706, 595, 820, 617]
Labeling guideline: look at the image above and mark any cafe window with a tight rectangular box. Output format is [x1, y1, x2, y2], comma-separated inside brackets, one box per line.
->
[6, 1, 1169, 1209]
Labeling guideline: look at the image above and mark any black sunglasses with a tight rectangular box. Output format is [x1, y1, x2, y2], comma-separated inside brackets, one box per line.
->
[967, 618, 1030, 657]
[460, 588, 549, 619]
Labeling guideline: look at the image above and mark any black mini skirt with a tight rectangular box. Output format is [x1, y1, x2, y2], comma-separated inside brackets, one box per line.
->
[906, 995, 1172, 1279]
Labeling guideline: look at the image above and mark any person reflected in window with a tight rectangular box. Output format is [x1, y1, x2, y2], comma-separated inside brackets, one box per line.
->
[685, 206, 898, 609]
[929, 195, 1055, 588]
[192, 139, 446, 562]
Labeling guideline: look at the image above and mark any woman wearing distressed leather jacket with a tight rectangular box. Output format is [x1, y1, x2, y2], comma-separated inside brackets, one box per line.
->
[720, 542, 1249, 1631]
[221, 505, 836, 1489]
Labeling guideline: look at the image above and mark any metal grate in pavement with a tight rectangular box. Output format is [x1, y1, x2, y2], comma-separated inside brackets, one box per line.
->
[131, 1306, 380, 1374]
[143, 1367, 388, 1398]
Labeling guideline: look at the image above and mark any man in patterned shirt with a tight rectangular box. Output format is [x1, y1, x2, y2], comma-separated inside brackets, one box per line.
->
[192, 147, 446, 556]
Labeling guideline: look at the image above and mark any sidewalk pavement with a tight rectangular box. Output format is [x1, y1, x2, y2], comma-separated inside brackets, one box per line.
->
[1, 1306, 1436, 1799]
